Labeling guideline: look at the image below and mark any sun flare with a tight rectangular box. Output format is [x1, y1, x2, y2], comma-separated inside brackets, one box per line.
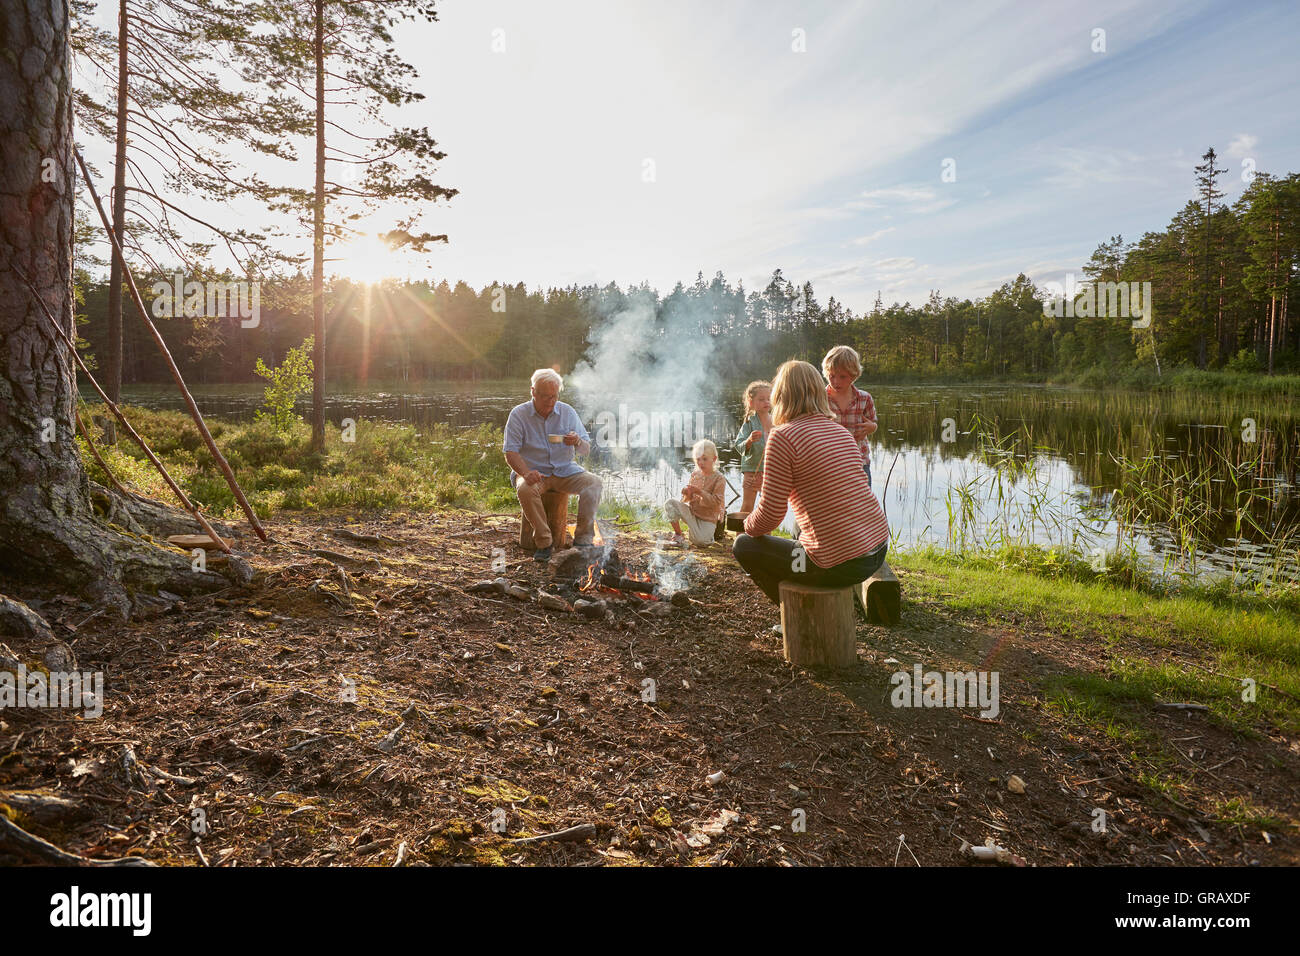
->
[329, 232, 403, 284]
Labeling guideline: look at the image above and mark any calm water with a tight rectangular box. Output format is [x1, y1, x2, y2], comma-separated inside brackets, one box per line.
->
[116, 380, 1300, 583]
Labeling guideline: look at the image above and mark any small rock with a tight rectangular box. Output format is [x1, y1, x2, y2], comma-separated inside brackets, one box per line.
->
[537, 592, 571, 612]
[505, 585, 532, 601]
[706, 771, 726, 786]
[548, 548, 591, 580]
[0, 643, 20, 672]
[573, 598, 607, 620]
[1008, 775, 1026, 794]
[670, 591, 691, 608]
[41, 641, 78, 673]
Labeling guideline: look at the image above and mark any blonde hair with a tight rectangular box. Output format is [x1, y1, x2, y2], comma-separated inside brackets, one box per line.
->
[742, 380, 771, 417]
[771, 361, 832, 426]
[822, 345, 862, 381]
[691, 438, 718, 460]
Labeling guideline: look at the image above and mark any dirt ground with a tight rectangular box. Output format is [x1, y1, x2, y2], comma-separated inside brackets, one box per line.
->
[2, 510, 1296, 866]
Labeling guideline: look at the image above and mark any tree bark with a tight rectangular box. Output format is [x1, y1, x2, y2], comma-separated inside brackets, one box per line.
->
[0, 0, 232, 621]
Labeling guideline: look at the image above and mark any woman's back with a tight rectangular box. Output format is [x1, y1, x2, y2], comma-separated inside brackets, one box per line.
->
[747, 414, 888, 568]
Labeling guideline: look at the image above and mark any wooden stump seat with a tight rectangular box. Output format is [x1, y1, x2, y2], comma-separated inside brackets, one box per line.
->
[778, 581, 857, 669]
[856, 561, 901, 626]
[519, 491, 572, 551]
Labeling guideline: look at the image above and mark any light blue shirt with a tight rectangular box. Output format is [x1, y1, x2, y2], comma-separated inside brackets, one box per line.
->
[503, 400, 591, 478]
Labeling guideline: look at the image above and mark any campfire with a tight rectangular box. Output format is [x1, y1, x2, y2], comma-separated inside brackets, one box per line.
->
[467, 522, 708, 621]
[550, 523, 707, 603]
[574, 545, 660, 600]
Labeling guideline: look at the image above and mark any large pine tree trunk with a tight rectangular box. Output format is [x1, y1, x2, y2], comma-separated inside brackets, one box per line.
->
[1, 0, 231, 621]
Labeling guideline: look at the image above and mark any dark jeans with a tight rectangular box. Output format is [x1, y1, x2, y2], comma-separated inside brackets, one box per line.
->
[733, 534, 888, 604]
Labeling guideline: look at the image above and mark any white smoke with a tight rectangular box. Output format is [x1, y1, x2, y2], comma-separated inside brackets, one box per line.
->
[567, 290, 729, 444]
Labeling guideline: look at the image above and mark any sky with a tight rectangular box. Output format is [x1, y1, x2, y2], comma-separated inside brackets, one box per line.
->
[80, 0, 1300, 314]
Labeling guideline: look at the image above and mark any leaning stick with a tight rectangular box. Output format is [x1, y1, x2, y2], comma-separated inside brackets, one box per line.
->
[73, 148, 267, 541]
[16, 268, 231, 554]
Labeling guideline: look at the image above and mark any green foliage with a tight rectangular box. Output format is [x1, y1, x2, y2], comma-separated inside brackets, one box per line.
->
[254, 336, 314, 433]
[78, 403, 514, 518]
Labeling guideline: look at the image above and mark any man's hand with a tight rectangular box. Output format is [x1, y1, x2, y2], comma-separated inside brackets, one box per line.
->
[525, 470, 544, 485]
[562, 431, 580, 446]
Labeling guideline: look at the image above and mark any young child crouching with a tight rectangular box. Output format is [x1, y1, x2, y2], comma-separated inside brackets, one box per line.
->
[664, 439, 726, 547]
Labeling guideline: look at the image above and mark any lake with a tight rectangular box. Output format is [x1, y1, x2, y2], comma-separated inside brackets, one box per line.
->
[115, 380, 1300, 584]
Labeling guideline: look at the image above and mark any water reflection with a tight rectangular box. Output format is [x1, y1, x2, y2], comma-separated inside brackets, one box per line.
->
[114, 381, 1299, 582]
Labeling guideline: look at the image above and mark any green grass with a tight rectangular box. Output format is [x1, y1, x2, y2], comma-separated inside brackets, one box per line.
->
[892, 546, 1300, 735]
[1053, 365, 1300, 397]
[79, 404, 517, 519]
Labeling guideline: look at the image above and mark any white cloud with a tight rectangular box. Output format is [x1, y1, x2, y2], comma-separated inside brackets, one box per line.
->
[1226, 133, 1258, 159]
[849, 227, 895, 246]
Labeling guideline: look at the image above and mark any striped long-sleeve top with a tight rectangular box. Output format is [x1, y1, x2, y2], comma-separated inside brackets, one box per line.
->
[743, 414, 889, 568]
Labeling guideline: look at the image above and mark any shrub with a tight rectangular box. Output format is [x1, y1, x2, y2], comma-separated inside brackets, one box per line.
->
[254, 336, 314, 433]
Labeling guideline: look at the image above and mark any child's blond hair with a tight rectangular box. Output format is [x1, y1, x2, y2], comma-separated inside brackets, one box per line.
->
[822, 345, 862, 382]
[691, 438, 718, 461]
[742, 380, 771, 417]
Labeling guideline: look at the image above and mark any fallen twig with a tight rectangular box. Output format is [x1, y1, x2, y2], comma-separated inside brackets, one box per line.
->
[509, 823, 598, 845]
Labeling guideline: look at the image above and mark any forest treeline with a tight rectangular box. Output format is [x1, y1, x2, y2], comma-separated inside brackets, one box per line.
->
[75, 158, 1300, 388]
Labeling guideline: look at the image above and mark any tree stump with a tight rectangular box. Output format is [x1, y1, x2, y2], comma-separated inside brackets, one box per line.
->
[519, 491, 572, 550]
[778, 582, 857, 669]
[856, 562, 901, 626]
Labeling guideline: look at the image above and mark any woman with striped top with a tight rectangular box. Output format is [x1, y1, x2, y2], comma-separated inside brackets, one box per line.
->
[734, 360, 889, 607]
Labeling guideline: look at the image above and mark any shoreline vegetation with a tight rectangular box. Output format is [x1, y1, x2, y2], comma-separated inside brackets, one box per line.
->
[81, 400, 1299, 607]
[105, 365, 1300, 398]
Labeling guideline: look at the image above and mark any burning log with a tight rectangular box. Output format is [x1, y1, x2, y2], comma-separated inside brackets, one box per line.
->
[601, 573, 656, 595]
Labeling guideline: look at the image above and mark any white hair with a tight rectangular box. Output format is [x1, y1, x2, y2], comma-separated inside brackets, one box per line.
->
[531, 368, 563, 391]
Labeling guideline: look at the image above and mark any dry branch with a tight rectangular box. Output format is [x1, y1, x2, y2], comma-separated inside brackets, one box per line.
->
[0, 815, 154, 866]
[73, 147, 267, 542]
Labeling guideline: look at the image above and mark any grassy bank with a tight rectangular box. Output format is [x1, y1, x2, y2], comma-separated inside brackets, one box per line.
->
[1051, 365, 1300, 397]
[893, 546, 1300, 734]
[79, 405, 519, 518]
[890, 547, 1299, 828]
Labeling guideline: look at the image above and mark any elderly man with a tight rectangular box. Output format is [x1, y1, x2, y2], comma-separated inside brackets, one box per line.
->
[503, 369, 603, 560]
